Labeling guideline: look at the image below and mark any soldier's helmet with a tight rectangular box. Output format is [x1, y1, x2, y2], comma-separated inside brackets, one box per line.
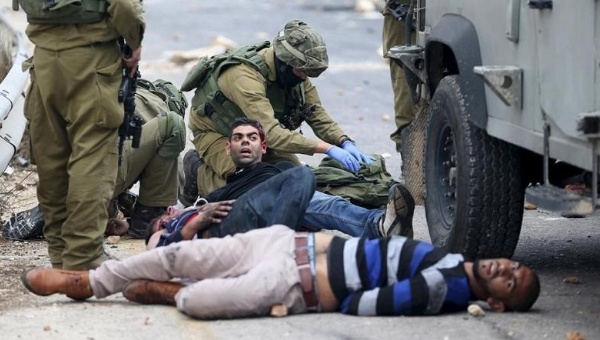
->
[273, 20, 329, 77]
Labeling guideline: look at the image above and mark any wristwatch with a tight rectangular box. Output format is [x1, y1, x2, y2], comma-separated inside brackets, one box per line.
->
[338, 135, 355, 146]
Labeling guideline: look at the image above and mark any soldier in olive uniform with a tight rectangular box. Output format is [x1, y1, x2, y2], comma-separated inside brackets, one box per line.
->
[22, 0, 145, 270]
[10, 85, 186, 240]
[184, 20, 372, 197]
[111, 84, 187, 238]
[382, 0, 416, 153]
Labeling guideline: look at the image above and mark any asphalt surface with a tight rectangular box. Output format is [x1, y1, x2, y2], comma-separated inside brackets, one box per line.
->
[1, 1, 599, 339]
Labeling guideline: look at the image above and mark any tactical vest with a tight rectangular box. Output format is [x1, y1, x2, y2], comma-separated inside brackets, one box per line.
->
[181, 41, 308, 136]
[13, 0, 108, 24]
[136, 78, 188, 118]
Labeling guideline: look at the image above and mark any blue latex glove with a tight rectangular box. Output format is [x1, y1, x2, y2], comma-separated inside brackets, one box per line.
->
[325, 146, 361, 173]
[342, 140, 375, 164]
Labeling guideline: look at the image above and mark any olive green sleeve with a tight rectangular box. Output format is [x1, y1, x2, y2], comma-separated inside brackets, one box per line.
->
[302, 78, 346, 145]
[218, 64, 321, 155]
[107, 0, 145, 49]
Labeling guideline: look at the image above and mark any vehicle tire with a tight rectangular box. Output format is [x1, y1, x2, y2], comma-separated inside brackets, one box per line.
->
[424, 75, 525, 259]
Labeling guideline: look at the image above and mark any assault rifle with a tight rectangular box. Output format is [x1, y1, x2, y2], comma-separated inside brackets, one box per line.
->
[386, 0, 416, 44]
[280, 104, 317, 131]
[117, 43, 143, 165]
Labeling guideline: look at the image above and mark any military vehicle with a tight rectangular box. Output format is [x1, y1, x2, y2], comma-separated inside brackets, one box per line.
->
[388, 0, 599, 259]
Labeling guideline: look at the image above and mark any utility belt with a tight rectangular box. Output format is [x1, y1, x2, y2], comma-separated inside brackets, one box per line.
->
[294, 233, 319, 311]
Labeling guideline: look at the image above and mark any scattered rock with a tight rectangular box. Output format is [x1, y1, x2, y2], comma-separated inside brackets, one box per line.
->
[43, 325, 51, 332]
[566, 331, 586, 340]
[166, 36, 238, 67]
[270, 304, 288, 317]
[16, 156, 29, 167]
[106, 236, 121, 244]
[144, 316, 152, 325]
[467, 304, 485, 317]
[563, 276, 581, 284]
[524, 202, 537, 210]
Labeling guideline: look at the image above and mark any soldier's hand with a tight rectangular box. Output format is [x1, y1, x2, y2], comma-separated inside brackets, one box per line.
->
[325, 146, 361, 173]
[123, 45, 142, 77]
[341, 140, 374, 165]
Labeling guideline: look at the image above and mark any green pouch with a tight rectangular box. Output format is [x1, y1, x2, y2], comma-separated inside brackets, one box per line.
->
[311, 154, 397, 209]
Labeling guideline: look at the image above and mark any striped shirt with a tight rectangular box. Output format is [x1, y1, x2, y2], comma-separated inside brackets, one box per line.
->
[327, 236, 474, 315]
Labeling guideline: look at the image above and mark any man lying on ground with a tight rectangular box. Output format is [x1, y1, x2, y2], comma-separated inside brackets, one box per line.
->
[21, 224, 540, 319]
[147, 117, 413, 248]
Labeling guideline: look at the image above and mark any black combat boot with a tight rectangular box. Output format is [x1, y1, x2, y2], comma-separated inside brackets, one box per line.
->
[128, 204, 167, 239]
[179, 149, 203, 207]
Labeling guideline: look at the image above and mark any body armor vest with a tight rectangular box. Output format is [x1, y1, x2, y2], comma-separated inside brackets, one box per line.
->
[182, 41, 308, 136]
[13, 0, 108, 24]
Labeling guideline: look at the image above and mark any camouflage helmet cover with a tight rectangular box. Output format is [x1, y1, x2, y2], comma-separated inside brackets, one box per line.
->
[273, 20, 329, 77]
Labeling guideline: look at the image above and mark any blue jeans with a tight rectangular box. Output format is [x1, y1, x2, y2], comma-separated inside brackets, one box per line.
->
[208, 166, 315, 237]
[302, 191, 382, 238]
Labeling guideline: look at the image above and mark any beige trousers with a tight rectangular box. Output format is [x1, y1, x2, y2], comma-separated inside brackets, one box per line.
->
[90, 225, 307, 319]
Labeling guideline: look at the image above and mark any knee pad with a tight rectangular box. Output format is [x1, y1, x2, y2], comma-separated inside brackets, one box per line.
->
[157, 111, 186, 158]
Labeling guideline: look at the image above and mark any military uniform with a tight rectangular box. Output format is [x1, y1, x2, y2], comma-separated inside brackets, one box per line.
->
[23, 0, 145, 270]
[187, 21, 374, 196]
[382, 1, 415, 152]
[189, 46, 347, 195]
[111, 86, 186, 217]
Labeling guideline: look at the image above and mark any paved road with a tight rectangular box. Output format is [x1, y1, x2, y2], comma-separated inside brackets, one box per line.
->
[1, 1, 599, 339]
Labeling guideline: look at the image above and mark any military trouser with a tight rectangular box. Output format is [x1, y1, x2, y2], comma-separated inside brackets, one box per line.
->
[26, 42, 122, 270]
[109, 112, 185, 216]
[195, 133, 301, 197]
[383, 13, 416, 153]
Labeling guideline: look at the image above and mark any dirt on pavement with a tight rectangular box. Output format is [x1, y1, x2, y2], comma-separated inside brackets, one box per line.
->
[0, 156, 48, 313]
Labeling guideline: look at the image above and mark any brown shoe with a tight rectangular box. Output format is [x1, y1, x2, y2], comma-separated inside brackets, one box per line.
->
[21, 268, 93, 301]
[122, 279, 184, 306]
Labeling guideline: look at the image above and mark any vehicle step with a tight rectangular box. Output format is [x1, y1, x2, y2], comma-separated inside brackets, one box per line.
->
[525, 184, 594, 217]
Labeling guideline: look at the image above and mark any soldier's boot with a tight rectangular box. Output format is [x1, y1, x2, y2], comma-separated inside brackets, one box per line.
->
[378, 183, 415, 238]
[122, 279, 184, 306]
[21, 268, 93, 301]
[117, 190, 138, 218]
[179, 149, 203, 207]
[128, 204, 167, 239]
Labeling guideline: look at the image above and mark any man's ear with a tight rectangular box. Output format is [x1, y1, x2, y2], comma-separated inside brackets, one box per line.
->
[226, 141, 231, 155]
[487, 297, 506, 313]
[261, 141, 267, 154]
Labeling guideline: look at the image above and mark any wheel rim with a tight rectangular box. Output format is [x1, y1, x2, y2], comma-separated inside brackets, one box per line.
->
[433, 121, 457, 230]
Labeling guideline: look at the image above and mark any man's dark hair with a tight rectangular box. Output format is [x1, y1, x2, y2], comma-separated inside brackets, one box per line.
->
[229, 117, 265, 142]
[507, 270, 541, 312]
[144, 215, 162, 245]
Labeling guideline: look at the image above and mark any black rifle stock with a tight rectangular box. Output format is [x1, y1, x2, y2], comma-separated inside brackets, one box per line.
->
[117, 43, 142, 165]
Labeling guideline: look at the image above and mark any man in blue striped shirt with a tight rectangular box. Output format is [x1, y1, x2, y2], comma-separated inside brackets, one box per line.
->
[22, 224, 540, 318]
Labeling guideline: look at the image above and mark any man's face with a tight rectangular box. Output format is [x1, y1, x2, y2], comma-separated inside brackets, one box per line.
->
[226, 125, 266, 167]
[151, 206, 183, 234]
[473, 259, 535, 309]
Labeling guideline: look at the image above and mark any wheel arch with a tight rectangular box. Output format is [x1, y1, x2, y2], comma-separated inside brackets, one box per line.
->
[425, 13, 488, 129]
